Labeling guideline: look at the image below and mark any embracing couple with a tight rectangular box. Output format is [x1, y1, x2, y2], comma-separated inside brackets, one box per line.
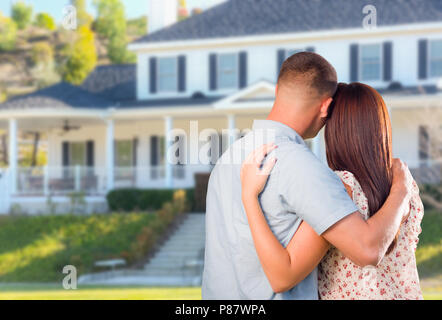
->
[202, 52, 424, 300]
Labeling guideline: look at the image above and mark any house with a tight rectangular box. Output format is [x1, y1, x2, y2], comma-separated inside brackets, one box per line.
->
[0, 0, 441, 214]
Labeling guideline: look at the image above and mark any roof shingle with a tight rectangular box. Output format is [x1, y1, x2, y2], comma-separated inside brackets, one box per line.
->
[0, 82, 112, 110]
[134, 0, 442, 44]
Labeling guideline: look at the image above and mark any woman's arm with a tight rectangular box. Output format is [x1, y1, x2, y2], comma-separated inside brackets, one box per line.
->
[243, 195, 329, 292]
[241, 143, 330, 293]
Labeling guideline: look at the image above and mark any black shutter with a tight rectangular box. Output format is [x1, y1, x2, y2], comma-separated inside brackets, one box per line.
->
[209, 54, 217, 91]
[62, 142, 70, 167]
[150, 136, 158, 166]
[133, 138, 138, 166]
[350, 44, 359, 82]
[305, 47, 315, 52]
[239, 51, 248, 89]
[178, 55, 186, 92]
[150, 136, 159, 179]
[86, 140, 94, 167]
[277, 49, 286, 79]
[418, 39, 428, 80]
[383, 42, 393, 82]
[149, 57, 157, 93]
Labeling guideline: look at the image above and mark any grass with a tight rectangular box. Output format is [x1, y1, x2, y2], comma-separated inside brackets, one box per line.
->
[0, 284, 201, 300]
[0, 212, 171, 282]
[0, 284, 438, 300]
[415, 210, 442, 280]
[0, 205, 439, 300]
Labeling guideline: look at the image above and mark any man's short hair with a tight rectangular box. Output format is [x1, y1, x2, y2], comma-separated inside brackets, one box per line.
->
[278, 52, 338, 98]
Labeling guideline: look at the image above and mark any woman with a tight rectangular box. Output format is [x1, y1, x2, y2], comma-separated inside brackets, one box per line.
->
[240, 82, 424, 300]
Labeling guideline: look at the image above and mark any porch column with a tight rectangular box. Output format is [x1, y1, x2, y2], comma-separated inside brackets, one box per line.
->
[106, 119, 115, 191]
[164, 116, 173, 188]
[8, 119, 17, 195]
[227, 114, 237, 146]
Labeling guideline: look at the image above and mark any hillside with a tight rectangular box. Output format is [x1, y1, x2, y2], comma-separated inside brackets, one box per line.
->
[0, 16, 147, 103]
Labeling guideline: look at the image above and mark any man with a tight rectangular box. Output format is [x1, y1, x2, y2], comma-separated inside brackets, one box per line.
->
[202, 52, 412, 300]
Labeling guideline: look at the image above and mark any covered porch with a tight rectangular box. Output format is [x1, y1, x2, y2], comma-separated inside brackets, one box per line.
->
[0, 81, 441, 214]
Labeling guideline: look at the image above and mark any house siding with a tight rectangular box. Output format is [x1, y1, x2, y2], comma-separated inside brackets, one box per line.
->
[135, 29, 442, 101]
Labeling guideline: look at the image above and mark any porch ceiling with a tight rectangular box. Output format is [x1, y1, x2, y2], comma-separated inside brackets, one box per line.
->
[0, 117, 106, 131]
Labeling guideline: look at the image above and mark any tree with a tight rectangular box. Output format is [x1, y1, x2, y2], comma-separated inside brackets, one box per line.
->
[0, 12, 17, 51]
[34, 13, 56, 31]
[71, 0, 93, 28]
[61, 26, 97, 85]
[93, 0, 135, 64]
[11, 1, 33, 30]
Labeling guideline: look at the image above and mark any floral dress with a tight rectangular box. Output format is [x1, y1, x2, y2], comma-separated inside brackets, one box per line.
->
[318, 171, 424, 300]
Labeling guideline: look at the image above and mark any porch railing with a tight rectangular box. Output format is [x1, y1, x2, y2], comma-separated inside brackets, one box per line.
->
[8, 160, 439, 197]
[12, 164, 210, 196]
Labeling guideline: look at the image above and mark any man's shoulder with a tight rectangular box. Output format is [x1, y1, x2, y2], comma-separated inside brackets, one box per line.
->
[274, 138, 312, 163]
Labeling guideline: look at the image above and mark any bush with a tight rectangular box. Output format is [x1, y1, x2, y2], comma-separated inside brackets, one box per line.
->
[93, 0, 134, 63]
[61, 26, 97, 85]
[420, 184, 442, 210]
[0, 13, 17, 52]
[106, 188, 194, 212]
[11, 1, 33, 30]
[31, 42, 54, 66]
[34, 13, 56, 31]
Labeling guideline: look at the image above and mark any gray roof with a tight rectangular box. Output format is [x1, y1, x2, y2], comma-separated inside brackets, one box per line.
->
[81, 64, 136, 102]
[0, 64, 223, 111]
[116, 96, 224, 109]
[134, 0, 442, 44]
[0, 82, 112, 110]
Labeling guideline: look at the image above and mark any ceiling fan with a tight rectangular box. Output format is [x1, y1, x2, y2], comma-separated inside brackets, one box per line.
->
[58, 120, 81, 136]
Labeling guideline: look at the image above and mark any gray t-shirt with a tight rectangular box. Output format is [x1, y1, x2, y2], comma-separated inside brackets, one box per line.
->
[202, 120, 358, 300]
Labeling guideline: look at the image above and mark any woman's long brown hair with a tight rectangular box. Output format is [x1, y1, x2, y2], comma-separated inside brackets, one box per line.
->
[325, 82, 396, 254]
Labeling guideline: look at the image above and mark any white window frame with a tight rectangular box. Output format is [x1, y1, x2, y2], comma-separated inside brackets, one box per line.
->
[359, 43, 383, 82]
[429, 39, 442, 78]
[217, 53, 239, 90]
[157, 56, 178, 93]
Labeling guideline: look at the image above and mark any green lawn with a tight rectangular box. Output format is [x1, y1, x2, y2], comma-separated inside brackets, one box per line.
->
[0, 284, 438, 300]
[0, 212, 168, 282]
[415, 210, 442, 280]
[0, 207, 439, 300]
[0, 284, 201, 300]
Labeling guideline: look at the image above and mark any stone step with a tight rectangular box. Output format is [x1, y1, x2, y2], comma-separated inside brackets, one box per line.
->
[142, 268, 201, 277]
[148, 257, 202, 267]
[162, 240, 204, 246]
[165, 233, 205, 239]
[162, 239, 205, 246]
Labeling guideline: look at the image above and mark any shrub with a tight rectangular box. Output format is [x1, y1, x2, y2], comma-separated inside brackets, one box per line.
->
[0, 12, 17, 52]
[31, 42, 54, 66]
[61, 26, 97, 85]
[34, 13, 56, 31]
[106, 188, 194, 212]
[11, 1, 33, 30]
[93, 0, 134, 63]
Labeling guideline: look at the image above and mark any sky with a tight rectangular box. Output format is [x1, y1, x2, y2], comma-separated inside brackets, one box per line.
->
[0, 0, 226, 21]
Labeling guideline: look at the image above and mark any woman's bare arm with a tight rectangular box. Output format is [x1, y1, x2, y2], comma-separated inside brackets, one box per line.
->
[242, 194, 329, 293]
